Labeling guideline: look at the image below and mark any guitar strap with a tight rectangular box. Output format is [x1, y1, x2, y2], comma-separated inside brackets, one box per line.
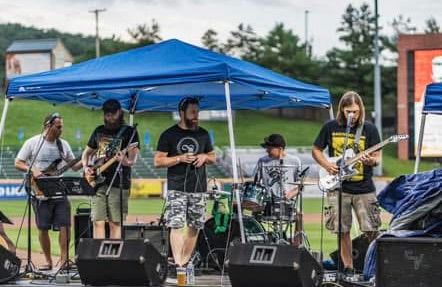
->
[353, 124, 364, 153]
[56, 138, 69, 162]
[104, 125, 129, 157]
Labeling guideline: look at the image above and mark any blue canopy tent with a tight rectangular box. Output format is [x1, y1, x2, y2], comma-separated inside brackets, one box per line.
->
[414, 83, 442, 172]
[2, 39, 331, 242]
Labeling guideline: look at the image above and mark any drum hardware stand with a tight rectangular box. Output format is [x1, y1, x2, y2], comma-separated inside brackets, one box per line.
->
[293, 166, 310, 247]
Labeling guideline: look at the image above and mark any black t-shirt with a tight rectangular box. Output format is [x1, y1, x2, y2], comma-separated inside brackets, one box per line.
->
[87, 124, 140, 189]
[313, 120, 381, 194]
[157, 124, 214, 193]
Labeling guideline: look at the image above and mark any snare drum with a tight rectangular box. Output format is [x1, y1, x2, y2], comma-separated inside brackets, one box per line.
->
[241, 182, 268, 212]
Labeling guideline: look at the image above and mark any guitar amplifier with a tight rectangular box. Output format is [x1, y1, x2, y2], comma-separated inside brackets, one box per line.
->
[376, 237, 442, 287]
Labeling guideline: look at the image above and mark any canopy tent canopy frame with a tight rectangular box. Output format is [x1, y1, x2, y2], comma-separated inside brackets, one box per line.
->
[414, 82, 442, 173]
[2, 39, 331, 243]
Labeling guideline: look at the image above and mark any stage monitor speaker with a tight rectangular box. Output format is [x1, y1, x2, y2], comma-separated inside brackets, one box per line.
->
[228, 243, 323, 287]
[376, 237, 442, 287]
[330, 233, 370, 272]
[0, 245, 21, 284]
[76, 238, 167, 286]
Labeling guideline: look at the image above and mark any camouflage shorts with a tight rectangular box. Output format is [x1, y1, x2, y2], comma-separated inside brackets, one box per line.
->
[325, 191, 381, 233]
[165, 190, 206, 230]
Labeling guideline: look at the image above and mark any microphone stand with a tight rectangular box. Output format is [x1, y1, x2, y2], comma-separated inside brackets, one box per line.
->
[21, 131, 48, 277]
[106, 123, 139, 239]
[336, 113, 354, 280]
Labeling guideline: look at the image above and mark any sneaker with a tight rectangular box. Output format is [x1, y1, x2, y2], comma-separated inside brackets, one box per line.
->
[343, 267, 355, 277]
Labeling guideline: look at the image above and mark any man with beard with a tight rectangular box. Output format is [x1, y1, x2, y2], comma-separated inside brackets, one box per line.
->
[154, 97, 215, 274]
[82, 99, 140, 239]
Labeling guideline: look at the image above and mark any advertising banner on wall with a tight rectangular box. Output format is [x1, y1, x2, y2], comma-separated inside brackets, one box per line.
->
[414, 49, 442, 157]
[0, 182, 26, 200]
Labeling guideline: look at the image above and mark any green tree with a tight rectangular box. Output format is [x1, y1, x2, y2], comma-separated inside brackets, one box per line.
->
[201, 29, 224, 53]
[321, 3, 381, 109]
[256, 23, 319, 84]
[127, 19, 162, 47]
[223, 23, 261, 61]
[424, 17, 440, 34]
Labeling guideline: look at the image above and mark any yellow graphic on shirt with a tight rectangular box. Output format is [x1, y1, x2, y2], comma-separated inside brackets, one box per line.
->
[96, 136, 122, 160]
[331, 132, 366, 182]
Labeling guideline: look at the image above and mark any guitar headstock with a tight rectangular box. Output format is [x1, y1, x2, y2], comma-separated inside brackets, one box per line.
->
[388, 134, 409, 143]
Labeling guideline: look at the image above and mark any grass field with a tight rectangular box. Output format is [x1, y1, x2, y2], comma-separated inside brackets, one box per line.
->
[2, 198, 390, 259]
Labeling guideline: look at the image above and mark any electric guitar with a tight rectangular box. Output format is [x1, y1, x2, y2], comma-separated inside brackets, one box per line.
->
[84, 142, 138, 188]
[318, 134, 409, 191]
[31, 157, 81, 199]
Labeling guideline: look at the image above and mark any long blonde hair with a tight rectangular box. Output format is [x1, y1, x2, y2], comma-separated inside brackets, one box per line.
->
[336, 91, 365, 126]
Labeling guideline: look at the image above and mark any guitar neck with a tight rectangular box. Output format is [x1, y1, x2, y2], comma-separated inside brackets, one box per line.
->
[345, 139, 390, 166]
[49, 158, 80, 176]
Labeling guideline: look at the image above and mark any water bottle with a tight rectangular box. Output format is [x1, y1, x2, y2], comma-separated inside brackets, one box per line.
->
[186, 261, 195, 285]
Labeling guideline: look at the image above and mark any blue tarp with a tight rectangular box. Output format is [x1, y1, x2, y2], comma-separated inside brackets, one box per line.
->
[423, 83, 442, 114]
[5, 39, 330, 112]
[363, 169, 442, 279]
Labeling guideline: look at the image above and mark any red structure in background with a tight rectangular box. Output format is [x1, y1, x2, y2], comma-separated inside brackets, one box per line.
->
[397, 33, 442, 160]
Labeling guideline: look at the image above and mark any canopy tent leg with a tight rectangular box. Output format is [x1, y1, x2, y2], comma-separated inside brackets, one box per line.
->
[224, 81, 246, 244]
[329, 104, 334, 119]
[0, 97, 11, 140]
[414, 113, 427, 173]
[129, 113, 134, 126]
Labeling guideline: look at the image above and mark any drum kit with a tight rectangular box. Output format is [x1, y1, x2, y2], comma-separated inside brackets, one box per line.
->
[196, 164, 313, 271]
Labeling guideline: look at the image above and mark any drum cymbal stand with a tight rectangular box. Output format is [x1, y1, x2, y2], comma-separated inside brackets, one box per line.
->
[293, 167, 310, 247]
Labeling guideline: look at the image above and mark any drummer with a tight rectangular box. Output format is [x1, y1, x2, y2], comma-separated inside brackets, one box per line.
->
[254, 134, 301, 200]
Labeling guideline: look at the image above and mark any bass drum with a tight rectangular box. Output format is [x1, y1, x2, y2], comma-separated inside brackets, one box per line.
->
[196, 216, 267, 270]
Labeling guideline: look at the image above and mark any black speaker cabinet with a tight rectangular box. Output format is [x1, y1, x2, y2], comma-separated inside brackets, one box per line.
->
[74, 210, 93, 252]
[0, 245, 21, 284]
[376, 237, 442, 287]
[123, 223, 169, 256]
[76, 238, 167, 286]
[228, 243, 323, 287]
[330, 233, 370, 272]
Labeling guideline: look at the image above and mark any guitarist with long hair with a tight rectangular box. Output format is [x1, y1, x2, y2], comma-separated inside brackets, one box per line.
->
[82, 99, 140, 239]
[312, 91, 382, 276]
[15, 112, 81, 271]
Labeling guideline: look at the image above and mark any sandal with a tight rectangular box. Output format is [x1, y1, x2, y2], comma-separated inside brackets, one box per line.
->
[39, 264, 52, 271]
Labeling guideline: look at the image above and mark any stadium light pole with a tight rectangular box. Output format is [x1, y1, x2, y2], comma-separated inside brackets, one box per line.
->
[89, 8, 106, 58]
[373, 0, 383, 175]
[305, 10, 309, 56]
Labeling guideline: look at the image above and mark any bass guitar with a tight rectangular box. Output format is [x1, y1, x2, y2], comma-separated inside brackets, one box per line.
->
[84, 142, 138, 188]
[318, 134, 409, 191]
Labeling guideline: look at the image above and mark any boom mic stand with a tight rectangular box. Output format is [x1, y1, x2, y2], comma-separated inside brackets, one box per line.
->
[106, 123, 139, 239]
[336, 112, 354, 281]
[20, 132, 48, 278]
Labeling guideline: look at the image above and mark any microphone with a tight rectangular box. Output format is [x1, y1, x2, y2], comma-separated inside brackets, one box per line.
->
[299, 166, 310, 178]
[346, 112, 354, 127]
[279, 158, 284, 166]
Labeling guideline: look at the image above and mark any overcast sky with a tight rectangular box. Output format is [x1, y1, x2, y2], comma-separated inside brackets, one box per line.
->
[1, 0, 441, 57]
